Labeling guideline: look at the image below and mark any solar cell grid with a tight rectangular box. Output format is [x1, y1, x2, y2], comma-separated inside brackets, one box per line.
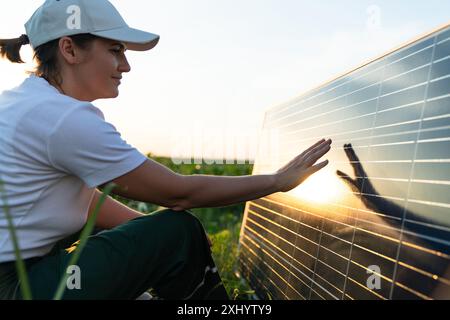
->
[238, 24, 450, 300]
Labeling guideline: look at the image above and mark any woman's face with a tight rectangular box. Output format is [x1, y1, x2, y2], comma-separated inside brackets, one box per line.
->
[72, 38, 131, 101]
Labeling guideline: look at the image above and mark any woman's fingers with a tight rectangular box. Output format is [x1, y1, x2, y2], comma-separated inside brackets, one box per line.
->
[300, 138, 330, 162]
[277, 139, 332, 192]
[298, 139, 326, 159]
[304, 139, 332, 166]
[306, 159, 329, 176]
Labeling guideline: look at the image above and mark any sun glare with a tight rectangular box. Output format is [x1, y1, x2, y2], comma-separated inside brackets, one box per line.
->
[287, 168, 345, 205]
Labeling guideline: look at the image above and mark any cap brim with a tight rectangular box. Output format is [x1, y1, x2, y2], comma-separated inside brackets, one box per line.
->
[90, 26, 160, 51]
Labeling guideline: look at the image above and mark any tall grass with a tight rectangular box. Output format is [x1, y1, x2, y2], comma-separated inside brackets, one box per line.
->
[0, 178, 116, 300]
[0, 178, 32, 300]
[2, 153, 255, 300]
[112, 154, 256, 299]
[53, 183, 116, 300]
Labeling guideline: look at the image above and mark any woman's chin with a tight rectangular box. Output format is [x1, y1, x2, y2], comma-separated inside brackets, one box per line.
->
[101, 90, 120, 99]
[111, 90, 119, 98]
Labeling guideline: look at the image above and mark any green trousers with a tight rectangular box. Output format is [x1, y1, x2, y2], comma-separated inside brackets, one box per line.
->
[0, 209, 229, 300]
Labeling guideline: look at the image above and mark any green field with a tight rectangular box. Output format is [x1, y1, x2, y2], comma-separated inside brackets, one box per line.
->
[110, 153, 256, 300]
[1, 153, 256, 299]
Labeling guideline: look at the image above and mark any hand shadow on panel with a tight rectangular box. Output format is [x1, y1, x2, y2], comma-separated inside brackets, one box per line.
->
[335, 143, 449, 299]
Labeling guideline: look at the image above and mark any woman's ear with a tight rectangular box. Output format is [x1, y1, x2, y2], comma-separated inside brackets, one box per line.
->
[58, 36, 85, 65]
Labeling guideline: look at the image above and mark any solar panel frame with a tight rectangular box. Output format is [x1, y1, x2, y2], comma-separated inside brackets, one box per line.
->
[238, 22, 450, 300]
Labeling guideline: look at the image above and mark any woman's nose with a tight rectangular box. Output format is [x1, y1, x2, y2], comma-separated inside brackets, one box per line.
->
[119, 55, 131, 73]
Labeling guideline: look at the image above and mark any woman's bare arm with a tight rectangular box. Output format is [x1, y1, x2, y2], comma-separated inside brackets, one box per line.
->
[107, 139, 332, 211]
[172, 174, 277, 210]
[174, 139, 332, 210]
[88, 189, 144, 229]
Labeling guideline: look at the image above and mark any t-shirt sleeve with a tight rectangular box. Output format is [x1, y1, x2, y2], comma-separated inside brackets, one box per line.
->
[47, 103, 147, 188]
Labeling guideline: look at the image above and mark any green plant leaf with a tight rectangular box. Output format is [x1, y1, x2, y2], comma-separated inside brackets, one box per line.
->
[52, 183, 116, 300]
[0, 178, 32, 300]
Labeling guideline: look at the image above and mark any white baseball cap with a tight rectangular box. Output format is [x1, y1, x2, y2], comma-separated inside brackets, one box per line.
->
[24, 0, 160, 51]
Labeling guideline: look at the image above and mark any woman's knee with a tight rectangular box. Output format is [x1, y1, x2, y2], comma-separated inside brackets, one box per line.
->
[154, 208, 200, 226]
[136, 208, 204, 238]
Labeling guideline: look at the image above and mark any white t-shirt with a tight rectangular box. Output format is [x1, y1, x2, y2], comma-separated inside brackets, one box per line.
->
[0, 75, 147, 263]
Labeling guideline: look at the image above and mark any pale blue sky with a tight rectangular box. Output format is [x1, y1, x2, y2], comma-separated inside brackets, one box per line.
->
[1, 1, 449, 161]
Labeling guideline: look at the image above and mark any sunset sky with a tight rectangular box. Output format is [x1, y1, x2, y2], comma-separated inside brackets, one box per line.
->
[1, 0, 449, 162]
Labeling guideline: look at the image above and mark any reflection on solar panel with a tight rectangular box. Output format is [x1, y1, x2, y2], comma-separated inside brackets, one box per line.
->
[238, 24, 450, 300]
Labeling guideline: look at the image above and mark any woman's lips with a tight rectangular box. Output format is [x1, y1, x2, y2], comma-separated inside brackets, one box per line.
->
[112, 77, 122, 84]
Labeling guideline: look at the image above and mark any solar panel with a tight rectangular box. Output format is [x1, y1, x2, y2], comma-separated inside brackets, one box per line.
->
[238, 24, 450, 300]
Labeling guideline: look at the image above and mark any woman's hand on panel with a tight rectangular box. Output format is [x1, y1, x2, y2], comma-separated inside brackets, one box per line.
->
[275, 138, 332, 193]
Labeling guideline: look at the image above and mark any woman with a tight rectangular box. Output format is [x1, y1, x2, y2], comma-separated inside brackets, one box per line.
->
[0, 0, 332, 300]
